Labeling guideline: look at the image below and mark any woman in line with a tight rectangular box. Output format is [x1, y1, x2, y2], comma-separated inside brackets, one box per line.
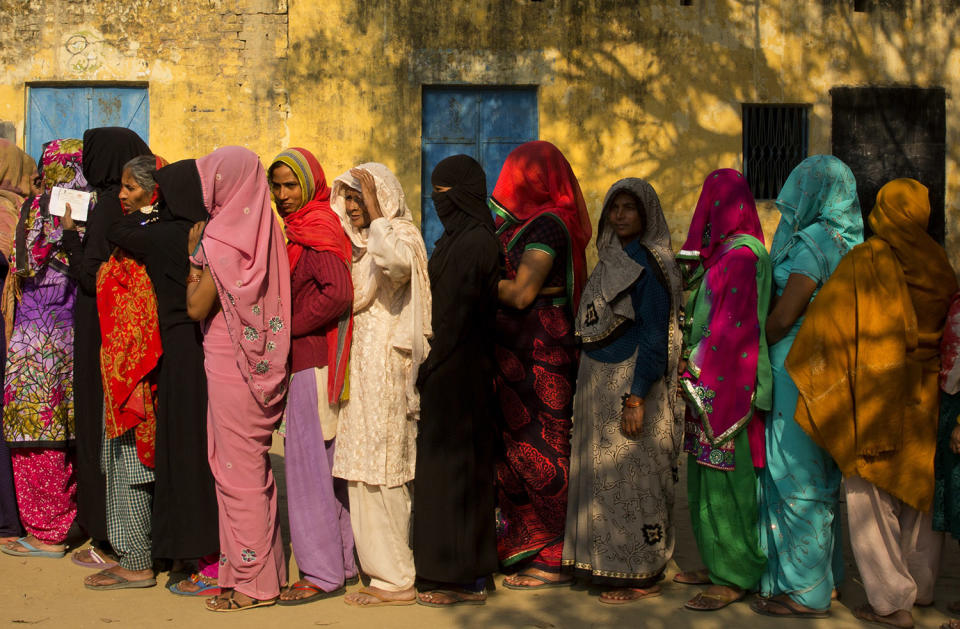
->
[1, 139, 88, 558]
[65, 127, 151, 568]
[674, 169, 772, 612]
[78, 154, 164, 590]
[562, 178, 683, 604]
[268, 147, 356, 605]
[0, 139, 36, 543]
[186, 146, 290, 612]
[331, 163, 431, 607]
[414, 155, 499, 606]
[105, 157, 220, 595]
[491, 141, 590, 588]
[753, 155, 863, 618]
[935, 292, 960, 629]
[786, 179, 957, 629]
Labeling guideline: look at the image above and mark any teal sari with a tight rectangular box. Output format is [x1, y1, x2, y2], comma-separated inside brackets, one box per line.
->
[758, 155, 863, 610]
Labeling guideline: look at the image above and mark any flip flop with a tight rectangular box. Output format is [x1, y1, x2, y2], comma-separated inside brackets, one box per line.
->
[277, 581, 346, 606]
[673, 569, 712, 585]
[71, 547, 118, 569]
[502, 573, 573, 591]
[206, 590, 276, 612]
[599, 586, 662, 605]
[1, 536, 65, 559]
[85, 569, 157, 591]
[344, 587, 416, 607]
[852, 604, 915, 629]
[684, 589, 745, 612]
[169, 573, 222, 597]
[750, 597, 829, 618]
[416, 589, 487, 608]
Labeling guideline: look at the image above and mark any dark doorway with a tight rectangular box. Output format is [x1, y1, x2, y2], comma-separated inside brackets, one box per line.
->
[831, 86, 945, 243]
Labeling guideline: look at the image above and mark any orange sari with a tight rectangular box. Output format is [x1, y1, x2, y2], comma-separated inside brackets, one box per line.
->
[786, 179, 957, 512]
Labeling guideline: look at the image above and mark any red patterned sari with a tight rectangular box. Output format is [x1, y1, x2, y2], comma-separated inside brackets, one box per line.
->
[96, 245, 162, 468]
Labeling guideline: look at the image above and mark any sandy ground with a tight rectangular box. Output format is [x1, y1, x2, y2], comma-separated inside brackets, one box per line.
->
[1, 439, 959, 629]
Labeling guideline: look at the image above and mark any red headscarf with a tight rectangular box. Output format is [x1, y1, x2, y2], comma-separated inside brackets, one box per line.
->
[271, 147, 353, 404]
[490, 141, 592, 308]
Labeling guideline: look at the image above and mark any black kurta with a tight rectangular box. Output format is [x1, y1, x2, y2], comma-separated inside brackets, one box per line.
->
[62, 127, 151, 543]
[107, 204, 218, 560]
[413, 155, 500, 584]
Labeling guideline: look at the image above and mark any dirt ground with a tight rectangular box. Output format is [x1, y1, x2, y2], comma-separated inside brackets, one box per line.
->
[1, 439, 958, 629]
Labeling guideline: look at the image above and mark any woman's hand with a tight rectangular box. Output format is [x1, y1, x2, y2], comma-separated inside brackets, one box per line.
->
[188, 221, 206, 255]
[950, 424, 960, 455]
[349, 168, 383, 221]
[62, 203, 77, 231]
[621, 396, 645, 438]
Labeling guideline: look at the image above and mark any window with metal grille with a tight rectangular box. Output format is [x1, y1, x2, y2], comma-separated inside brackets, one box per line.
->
[741, 104, 809, 199]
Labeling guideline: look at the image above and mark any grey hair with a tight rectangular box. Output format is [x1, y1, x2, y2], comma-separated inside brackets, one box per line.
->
[123, 155, 158, 192]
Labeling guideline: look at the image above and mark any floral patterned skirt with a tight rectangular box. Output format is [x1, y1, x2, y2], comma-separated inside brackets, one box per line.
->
[494, 302, 577, 572]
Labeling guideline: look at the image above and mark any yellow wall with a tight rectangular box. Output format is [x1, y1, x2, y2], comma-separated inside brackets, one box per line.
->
[2, 0, 959, 265]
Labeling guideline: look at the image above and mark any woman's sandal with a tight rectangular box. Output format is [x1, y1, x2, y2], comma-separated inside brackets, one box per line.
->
[205, 589, 277, 612]
[169, 573, 221, 597]
[277, 580, 346, 606]
[344, 587, 416, 607]
[416, 589, 487, 607]
[599, 585, 662, 605]
[684, 588, 745, 612]
[71, 547, 118, 570]
[750, 597, 829, 618]
[502, 573, 573, 591]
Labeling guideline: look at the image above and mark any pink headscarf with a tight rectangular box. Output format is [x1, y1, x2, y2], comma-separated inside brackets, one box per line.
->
[196, 146, 291, 408]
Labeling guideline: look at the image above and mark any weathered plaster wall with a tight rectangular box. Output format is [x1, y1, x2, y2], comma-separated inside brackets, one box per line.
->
[2, 0, 959, 264]
[0, 0, 288, 160]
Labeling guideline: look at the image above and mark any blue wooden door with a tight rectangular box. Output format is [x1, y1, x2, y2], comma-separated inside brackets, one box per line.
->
[26, 86, 149, 163]
[421, 88, 537, 255]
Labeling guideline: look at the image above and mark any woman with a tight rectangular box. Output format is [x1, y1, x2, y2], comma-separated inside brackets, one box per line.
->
[75, 154, 165, 590]
[186, 145, 290, 612]
[330, 162, 431, 607]
[562, 178, 682, 604]
[268, 147, 355, 605]
[675, 169, 772, 611]
[490, 141, 590, 588]
[1, 139, 88, 558]
[753, 156, 863, 618]
[935, 293, 960, 629]
[786, 179, 957, 629]
[63, 127, 151, 566]
[0, 139, 35, 543]
[413, 155, 499, 606]
[104, 156, 220, 594]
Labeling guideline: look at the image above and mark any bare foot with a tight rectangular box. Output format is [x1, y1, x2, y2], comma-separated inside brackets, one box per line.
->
[344, 585, 416, 606]
[502, 568, 572, 588]
[853, 604, 914, 629]
[84, 565, 154, 587]
[5, 534, 65, 554]
[599, 585, 662, 604]
[673, 568, 712, 585]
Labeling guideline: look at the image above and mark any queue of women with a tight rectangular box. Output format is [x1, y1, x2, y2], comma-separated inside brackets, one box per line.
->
[0, 129, 958, 628]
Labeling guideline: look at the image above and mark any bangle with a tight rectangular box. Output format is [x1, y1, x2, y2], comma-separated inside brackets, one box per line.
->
[187, 274, 202, 284]
[624, 398, 642, 408]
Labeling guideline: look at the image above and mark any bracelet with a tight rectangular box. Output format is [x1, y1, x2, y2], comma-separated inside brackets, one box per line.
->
[623, 397, 642, 408]
[187, 274, 202, 284]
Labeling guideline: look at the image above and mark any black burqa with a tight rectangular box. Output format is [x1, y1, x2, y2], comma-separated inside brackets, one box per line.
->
[62, 127, 151, 543]
[106, 159, 218, 560]
[413, 155, 500, 585]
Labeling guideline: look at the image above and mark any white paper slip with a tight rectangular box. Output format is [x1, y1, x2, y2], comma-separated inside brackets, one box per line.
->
[49, 186, 91, 222]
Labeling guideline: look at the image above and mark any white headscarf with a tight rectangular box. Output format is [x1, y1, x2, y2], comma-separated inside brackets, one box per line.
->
[331, 163, 432, 418]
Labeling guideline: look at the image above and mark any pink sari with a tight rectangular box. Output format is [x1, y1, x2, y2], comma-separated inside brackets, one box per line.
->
[195, 146, 291, 600]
